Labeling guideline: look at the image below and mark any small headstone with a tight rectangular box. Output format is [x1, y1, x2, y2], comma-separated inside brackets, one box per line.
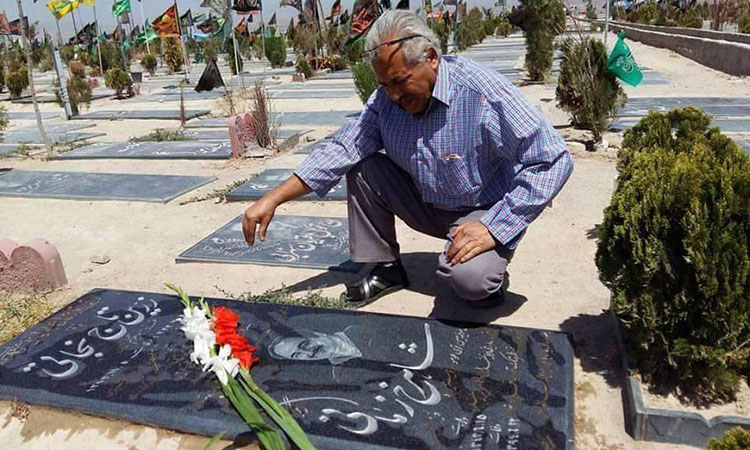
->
[49, 142, 232, 160]
[226, 169, 347, 202]
[0, 239, 67, 292]
[177, 214, 358, 271]
[0, 170, 216, 203]
[0, 288, 575, 448]
[73, 110, 210, 121]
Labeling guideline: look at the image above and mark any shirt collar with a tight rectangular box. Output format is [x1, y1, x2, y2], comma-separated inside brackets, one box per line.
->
[431, 57, 452, 108]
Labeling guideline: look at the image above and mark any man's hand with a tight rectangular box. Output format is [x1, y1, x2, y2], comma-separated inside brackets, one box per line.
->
[446, 221, 496, 265]
[242, 197, 277, 245]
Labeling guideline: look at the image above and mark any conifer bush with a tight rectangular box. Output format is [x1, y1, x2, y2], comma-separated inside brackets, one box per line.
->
[164, 37, 184, 73]
[519, 0, 566, 81]
[264, 36, 287, 68]
[104, 68, 133, 99]
[140, 54, 157, 75]
[352, 61, 378, 105]
[597, 107, 750, 402]
[295, 56, 313, 79]
[556, 37, 626, 141]
[708, 427, 750, 450]
[5, 69, 28, 98]
[227, 38, 244, 75]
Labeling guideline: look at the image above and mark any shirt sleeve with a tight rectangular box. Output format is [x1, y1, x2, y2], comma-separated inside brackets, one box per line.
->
[480, 86, 574, 248]
[294, 90, 384, 197]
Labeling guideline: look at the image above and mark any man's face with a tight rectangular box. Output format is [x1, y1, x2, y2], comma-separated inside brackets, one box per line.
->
[371, 37, 439, 115]
[271, 335, 336, 361]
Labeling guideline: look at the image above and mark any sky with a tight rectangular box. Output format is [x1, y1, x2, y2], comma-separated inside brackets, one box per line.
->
[8, 0, 534, 41]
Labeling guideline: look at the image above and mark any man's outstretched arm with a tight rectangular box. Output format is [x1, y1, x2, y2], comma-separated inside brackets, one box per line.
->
[242, 175, 312, 245]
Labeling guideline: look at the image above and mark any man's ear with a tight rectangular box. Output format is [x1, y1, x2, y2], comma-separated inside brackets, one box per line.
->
[427, 46, 439, 69]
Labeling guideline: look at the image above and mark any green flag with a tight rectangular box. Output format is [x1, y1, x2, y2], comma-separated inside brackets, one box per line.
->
[122, 37, 132, 52]
[112, 0, 131, 17]
[606, 31, 643, 87]
[137, 23, 158, 43]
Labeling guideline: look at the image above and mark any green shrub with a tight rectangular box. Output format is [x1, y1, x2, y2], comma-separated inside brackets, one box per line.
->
[585, 0, 597, 19]
[740, 8, 750, 34]
[678, 8, 703, 28]
[0, 105, 7, 141]
[131, 128, 188, 142]
[5, 69, 28, 98]
[345, 37, 366, 65]
[55, 75, 92, 115]
[164, 37, 184, 73]
[203, 38, 221, 63]
[295, 56, 313, 79]
[457, 8, 488, 50]
[104, 68, 133, 99]
[140, 54, 157, 75]
[519, 0, 566, 81]
[99, 41, 125, 72]
[556, 37, 626, 141]
[708, 427, 750, 450]
[597, 107, 750, 402]
[352, 62, 378, 104]
[69, 60, 86, 78]
[226, 37, 244, 75]
[495, 17, 513, 37]
[293, 25, 319, 57]
[264, 36, 287, 68]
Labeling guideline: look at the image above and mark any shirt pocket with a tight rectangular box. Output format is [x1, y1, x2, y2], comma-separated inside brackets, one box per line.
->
[435, 154, 479, 200]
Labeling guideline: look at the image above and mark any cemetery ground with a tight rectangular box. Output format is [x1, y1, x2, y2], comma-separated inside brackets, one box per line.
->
[1, 34, 749, 449]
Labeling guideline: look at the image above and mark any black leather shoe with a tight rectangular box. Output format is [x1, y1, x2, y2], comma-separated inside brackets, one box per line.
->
[343, 260, 409, 307]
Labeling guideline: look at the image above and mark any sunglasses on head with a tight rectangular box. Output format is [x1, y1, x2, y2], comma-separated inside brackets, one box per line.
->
[363, 34, 424, 57]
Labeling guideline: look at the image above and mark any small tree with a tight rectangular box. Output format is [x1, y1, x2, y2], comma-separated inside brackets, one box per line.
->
[55, 61, 92, 115]
[164, 37, 184, 73]
[295, 56, 313, 79]
[264, 36, 287, 68]
[597, 107, 750, 402]
[5, 68, 28, 98]
[556, 37, 626, 142]
[226, 37, 244, 75]
[0, 105, 7, 141]
[519, 0, 566, 81]
[140, 54, 157, 75]
[495, 17, 513, 37]
[352, 61, 378, 104]
[104, 68, 133, 99]
[708, 427, 750, 450]
[250, 81, 273, 148]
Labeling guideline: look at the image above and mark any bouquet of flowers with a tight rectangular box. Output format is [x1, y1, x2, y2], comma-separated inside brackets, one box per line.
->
[166, 284, 316, 450]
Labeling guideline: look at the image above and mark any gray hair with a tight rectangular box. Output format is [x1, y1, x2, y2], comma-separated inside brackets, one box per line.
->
[364, 10, 442, 66]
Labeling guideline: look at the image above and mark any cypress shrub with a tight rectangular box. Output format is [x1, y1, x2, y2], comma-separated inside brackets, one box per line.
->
[140, 54, 157, 75]
[264, 36, 287, 68]
[164, 37, 184, 73]
[352, 62, 378, 105]
[597, 107, 750, 402]
[295, 56, 313, 79]
[556, 37, 626, 141]
[226, 37, 244, 75]
[740, 6, 750, 34]
[104, 68, 133, 99]
[5, 69, 28, 98]
[519, 0, 565, 81]
[708, 427, 750, 450]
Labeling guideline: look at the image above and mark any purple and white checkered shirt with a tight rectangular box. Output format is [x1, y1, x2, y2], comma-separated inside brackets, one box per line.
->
[295, 55, 573, 249]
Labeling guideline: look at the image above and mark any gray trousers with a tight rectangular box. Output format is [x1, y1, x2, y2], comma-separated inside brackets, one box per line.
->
[346, 153, 513, 301]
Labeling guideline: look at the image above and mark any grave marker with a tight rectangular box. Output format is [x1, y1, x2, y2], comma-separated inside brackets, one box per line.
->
[177, 215, 358, 271]
[0, 288, 575, 449]
[226, 169, 347, 202]
[49, 142, 233, 160]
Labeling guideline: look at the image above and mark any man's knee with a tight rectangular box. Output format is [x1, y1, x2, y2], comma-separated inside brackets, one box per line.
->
[436, 253, 507, 301]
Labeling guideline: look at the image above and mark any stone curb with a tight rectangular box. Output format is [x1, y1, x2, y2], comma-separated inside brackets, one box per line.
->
[608, 301, 750, 447]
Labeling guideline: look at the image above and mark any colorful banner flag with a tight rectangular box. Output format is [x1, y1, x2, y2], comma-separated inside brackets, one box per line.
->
[137, 23, 158, 43]
[328, 0, 341, 19]
[607, 31, 643, 87]
[232, 0, 262, 13]
[280, 0, 302, 11]
[9, 17, 30, 37]
[350, 0, 381, 39]
[0, 12, 11, 35]
[180, 9, 194, 28]
[47, 0, 73, 19]
[152, 4, 180, 36]
[112, 0, 131, 17]
[234, 16, 247, 34]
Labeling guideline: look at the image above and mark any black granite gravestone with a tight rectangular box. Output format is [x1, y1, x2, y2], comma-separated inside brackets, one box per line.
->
[0, 288, 574, 449]
[177, 128, 310, 142]
[226, 169, 347, 202]
[73, 110, 210, 120]
[270, 82, 355, 91]
[177, 214, 360, 272]
[0, 170, 216, 203]
[268, 91, 355, 99]
[185, 111, 362, 129]
[49, 141, 233, 160]
[2, 132, 106, 145]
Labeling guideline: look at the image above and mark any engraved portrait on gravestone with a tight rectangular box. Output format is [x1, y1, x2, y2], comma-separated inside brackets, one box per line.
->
[268, 328, 363, 365]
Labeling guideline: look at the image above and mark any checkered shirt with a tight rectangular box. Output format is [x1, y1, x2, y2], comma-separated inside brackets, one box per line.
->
[295, 55, 573, 249]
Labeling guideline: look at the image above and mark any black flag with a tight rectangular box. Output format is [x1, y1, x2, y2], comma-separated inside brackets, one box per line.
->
[195, 59, 225, 92]
[396, 0, 409, 8]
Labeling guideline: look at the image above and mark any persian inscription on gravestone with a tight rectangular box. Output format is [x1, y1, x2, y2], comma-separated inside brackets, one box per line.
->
[226, 169, 347, 202]
[0, 288, 574, 449]
[176, 215, 360, 272]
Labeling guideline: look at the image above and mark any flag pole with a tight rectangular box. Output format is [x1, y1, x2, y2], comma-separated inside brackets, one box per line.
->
[259, 8, 266, 74]
[93, 1, 104, 76]
[55, 17, 64, 47]
[173, 1, 191, 80]
[70, 5, 79, 44]
[231, 14, 244, 88]
[138, 0, 151, 53]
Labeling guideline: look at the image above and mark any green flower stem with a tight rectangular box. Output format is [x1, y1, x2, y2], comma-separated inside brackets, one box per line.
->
[223, 378, 285, 450]
[239, 370, 317, 450]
